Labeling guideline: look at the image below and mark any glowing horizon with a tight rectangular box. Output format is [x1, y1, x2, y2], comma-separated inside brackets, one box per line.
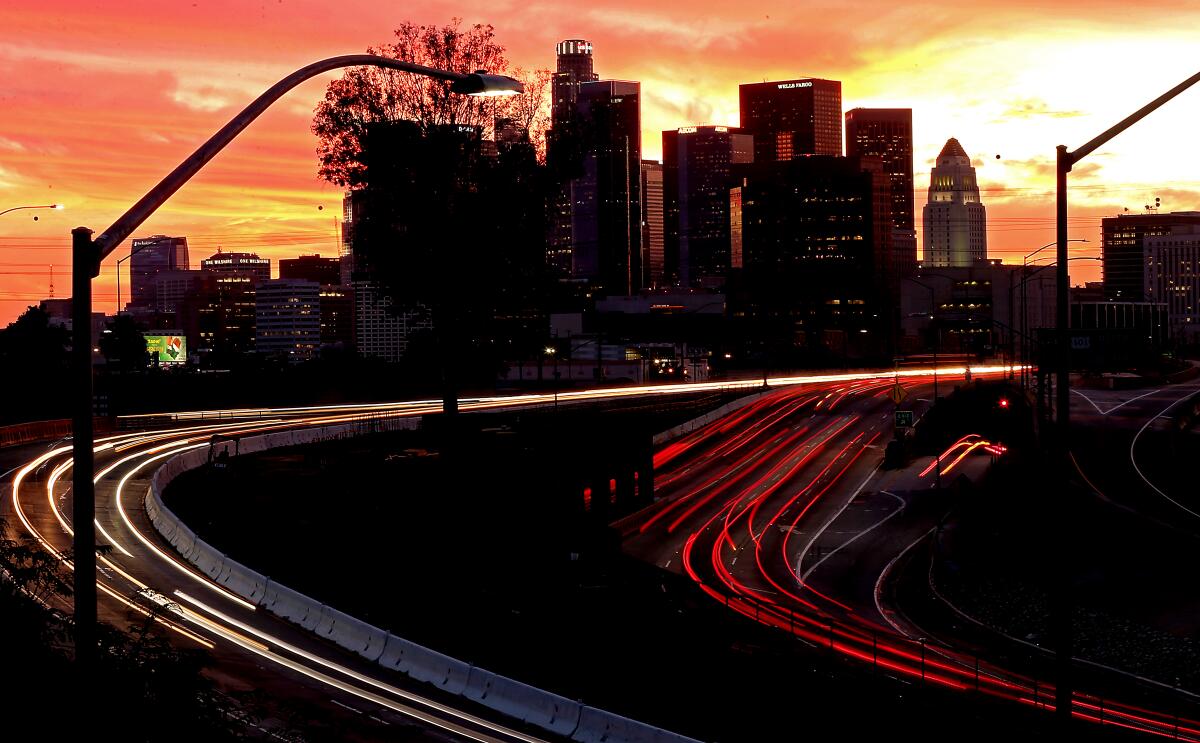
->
[2, 1, 1199, 323]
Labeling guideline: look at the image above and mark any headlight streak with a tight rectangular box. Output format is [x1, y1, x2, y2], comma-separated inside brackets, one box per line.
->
[172, 591, 546, 743]
[10, 450, 215, 648]
[24, 364, 1133, 741]
[117, 366, 1022, 425]
[7, 402, 567, 740]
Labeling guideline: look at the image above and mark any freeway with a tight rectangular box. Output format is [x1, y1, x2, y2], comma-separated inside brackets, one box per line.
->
[622, 373, 1200, 739]
[1071, 380, 1200, 530]
[1, 367, 1008, 740]
[7, 412, 553, 742]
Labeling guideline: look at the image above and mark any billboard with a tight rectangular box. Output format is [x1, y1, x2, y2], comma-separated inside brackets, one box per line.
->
[144, 335, 186, 365]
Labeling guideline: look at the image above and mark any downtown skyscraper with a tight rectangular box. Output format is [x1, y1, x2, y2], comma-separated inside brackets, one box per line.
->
[570, 79, 643, 296]
[641, 160, 664, 287]
[922, 138, 987, 267]
[546, 39, 599, 280]
[739, 78, 842, 161]
[846, 108, 917, 277]
[730, 155, 893, 357]
[128, 235, 189, 310]
[662, 125, 753, 287]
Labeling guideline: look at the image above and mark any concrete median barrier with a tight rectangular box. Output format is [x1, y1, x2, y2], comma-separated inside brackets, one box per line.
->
[216, 558, 269, 603]
[380, 634, 470, 695]
[572, 706, 703, 743]
[145, 417, 703, 743]
[325, 609, 388, 662]
[259, 580, 321, 630]
[465, 667, 582, 736]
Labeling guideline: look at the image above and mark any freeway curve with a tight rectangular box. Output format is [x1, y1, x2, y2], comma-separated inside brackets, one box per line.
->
[0, 367, 1007, 741]
[622, 373, 1200, 740]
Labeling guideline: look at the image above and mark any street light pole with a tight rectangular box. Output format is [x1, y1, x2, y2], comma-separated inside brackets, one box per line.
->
[1022, 240, 1087, 389]
[0, 203, 63, 218]
[67, 53, 520, 680]
[905, 276, 942, 490]
[1053, 66, 1200, 726]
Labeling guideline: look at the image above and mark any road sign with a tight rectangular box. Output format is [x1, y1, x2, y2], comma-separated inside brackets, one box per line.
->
[895, 410, 914, 428]
[889, 383, 908, 405]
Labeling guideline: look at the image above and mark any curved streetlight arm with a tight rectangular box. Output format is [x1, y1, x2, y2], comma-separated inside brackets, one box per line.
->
[1025, 238, 1086, 264]
[0, 204, 62, 217]
[89, 54, 521, 267]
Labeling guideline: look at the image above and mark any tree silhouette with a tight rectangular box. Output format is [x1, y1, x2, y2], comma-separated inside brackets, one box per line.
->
[0, 305, 72, 423]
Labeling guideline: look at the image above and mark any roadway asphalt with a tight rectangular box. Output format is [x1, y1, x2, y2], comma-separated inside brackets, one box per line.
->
[1070, 380, 1200, 533]
[10, 366, 1184, 741]
[621, 372, 1198, 739]
[3, 412, 558, 742]
[5, 371, 992, 740]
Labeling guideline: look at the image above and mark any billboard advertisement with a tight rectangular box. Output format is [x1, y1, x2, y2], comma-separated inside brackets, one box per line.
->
[144, 335, 186, 365]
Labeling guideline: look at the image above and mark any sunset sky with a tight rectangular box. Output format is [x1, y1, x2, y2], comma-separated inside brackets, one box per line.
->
[2, 0, 1199, 324]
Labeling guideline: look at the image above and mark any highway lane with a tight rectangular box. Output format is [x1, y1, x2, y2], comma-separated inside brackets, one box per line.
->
[6, 413, 557, 742]
[5, 369, 1006, 740]
[624, 372, 1200, 740]
[1071, 380, 1200, 532]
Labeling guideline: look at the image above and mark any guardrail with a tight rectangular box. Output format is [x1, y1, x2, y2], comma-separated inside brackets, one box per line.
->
[0, 417, 113, 448]
[144, 417, 703, 743]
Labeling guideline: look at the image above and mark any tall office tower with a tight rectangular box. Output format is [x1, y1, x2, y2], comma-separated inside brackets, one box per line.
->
[641, 160, 665, 287]
[739, 78, 842, 162]
[730, 155, 892, 354]
[922, 138, 987, 267]
[1103, 211, 1200, 300]
[318, 284, 354, 349]
[176, 273, 258, 359]
[200, 251, 271, 282]
[352, 280, 432, 363]
[846, 108, 917, 277]
[1145, 224, 1200, 343]
[547, 39, 600, 279]
[255, 278, 321, 363]
[153, 269, 201, 314]
[662, 125, 754, 287]
[129, 235, 189, 309]
[553, 39, 598, 124]
[571, 79, 642, 296]
[340, 192, 360, 285]
[280, 254, 341, 285]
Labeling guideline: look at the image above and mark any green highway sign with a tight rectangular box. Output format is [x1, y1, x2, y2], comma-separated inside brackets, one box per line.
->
[895, 410, 915, 428]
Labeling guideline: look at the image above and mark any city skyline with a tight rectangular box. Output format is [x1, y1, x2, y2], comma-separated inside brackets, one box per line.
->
[1, 2, 1199, 322]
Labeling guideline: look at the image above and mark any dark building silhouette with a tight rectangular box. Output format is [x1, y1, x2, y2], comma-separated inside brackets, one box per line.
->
[129, 235, 189, 309]
[318, 284, 354, 350]
[730, 155, 892, 358]
[571, 79, 642, 296]
[547, 39, 600, 280]
[846, 108, 917, 277]
[739, 78, 842, 161]
[641, 160, 664, 288]
[177, 273, 257, 361]
[280, 254, 341, 286]
[662, 125, 753, 287]
[1102, 211, 1200, 301]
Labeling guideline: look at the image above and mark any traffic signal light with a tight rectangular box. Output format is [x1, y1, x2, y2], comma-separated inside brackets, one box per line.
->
[998, 397, 1010, 409]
